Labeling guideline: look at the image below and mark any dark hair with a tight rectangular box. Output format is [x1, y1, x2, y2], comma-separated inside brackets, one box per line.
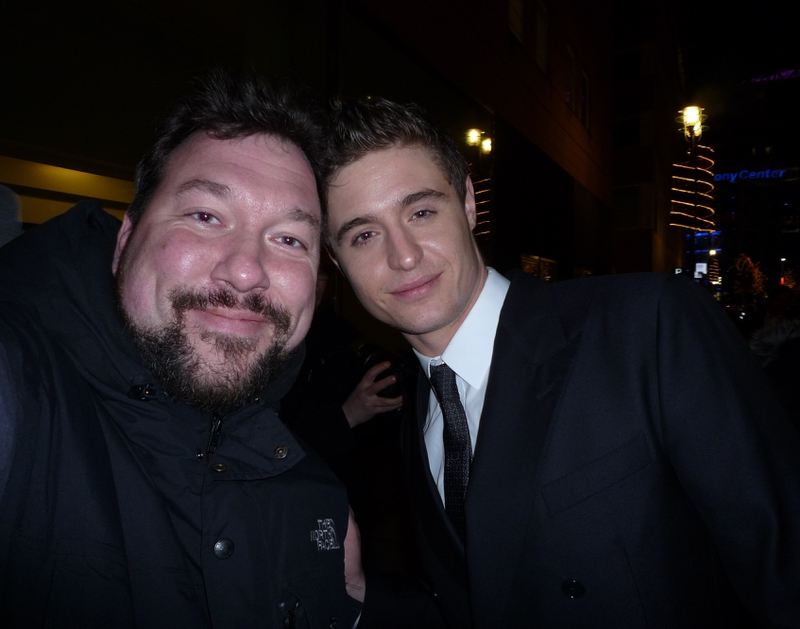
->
[127, 69, 326, 225]
[323, 98, 469, 213]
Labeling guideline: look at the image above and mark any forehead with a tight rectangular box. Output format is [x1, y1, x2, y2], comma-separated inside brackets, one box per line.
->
[158, 132, 319, 209]
[329, 146, 451, 210]
[142, 132, 320, 232]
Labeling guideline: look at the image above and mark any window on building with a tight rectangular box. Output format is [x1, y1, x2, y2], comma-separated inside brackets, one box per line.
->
[509, 0, 524, 42]
[579, 71, 590, 128]
[521, 254, 557, 282]
[535, 2, 548, 72]
[565, 46, 576, 110]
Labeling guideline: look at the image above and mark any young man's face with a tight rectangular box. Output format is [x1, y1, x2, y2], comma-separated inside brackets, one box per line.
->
[326, 145, 486, 356]
[114, 132, 321, 411]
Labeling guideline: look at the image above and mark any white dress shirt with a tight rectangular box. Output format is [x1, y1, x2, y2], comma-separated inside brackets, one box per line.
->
[414, 267, 510, 503]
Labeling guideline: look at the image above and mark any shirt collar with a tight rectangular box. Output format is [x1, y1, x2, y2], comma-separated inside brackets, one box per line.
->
[415, 267, 510, 389]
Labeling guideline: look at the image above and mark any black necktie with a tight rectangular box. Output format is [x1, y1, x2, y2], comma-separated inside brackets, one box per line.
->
[429, 362, 471, 545]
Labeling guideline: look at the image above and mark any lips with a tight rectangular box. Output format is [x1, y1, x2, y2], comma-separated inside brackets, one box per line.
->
[201, 307, 268, 323]
[190, 307, 270, 336]
[389, 273, 441, 300]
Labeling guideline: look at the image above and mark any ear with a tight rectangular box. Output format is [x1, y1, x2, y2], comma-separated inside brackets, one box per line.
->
[464, 175, 477, 230]
[112, 214, 135, 276]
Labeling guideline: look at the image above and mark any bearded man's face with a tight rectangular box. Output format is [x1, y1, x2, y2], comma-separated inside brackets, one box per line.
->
[112, 133, 321, 413]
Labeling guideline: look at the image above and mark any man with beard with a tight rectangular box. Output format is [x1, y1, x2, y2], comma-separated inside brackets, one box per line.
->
[0, 71, 364, 628]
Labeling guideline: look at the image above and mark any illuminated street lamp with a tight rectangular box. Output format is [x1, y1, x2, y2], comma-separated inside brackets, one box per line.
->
[466, 128, 482, 146]
[680, 106, 706, 141]
[467, 128, 492, 154]
[670, 105, 715, 232]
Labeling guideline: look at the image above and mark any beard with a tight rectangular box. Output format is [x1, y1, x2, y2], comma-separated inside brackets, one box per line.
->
[118, 283, 293, 415]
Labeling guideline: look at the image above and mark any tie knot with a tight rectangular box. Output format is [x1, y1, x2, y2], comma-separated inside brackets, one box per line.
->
[430, 362, 458, 403]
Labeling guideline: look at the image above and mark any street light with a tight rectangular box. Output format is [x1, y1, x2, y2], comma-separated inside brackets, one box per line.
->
[679, 106, 707, 142]
[670, 105, 714, 232]
[466, 129, 483, 147]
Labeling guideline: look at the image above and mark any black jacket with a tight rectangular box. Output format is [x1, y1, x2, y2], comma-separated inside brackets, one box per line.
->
[403, 272, 800, 628]
[0, 202, 360, 628]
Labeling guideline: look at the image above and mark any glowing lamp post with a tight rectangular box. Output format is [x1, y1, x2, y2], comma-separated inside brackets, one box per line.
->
[679, 106, 708, 163]
[466, 128, 482, 146]
[671, 105, 715, 232]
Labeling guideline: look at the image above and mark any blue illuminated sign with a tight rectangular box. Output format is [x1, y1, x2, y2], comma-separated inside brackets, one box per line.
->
[714, 169, 786, 183]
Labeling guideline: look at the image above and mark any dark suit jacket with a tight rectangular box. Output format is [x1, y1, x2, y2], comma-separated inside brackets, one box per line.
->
[401, 272, 800, 628]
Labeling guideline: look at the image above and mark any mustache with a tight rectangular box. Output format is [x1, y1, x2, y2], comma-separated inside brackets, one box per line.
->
[169, 288, 291, 331]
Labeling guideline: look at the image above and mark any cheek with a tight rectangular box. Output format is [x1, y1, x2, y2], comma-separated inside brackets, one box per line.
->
[273, 262, 317, 313]
[341, 251, 383, 294]
[119, 234, 194, 321]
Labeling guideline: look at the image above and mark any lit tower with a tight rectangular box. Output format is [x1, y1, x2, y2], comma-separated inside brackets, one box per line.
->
[671, 106, 715, 232]
[465, 128, 494, 258]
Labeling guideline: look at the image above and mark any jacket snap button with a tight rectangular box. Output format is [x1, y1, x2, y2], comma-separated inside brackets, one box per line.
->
[274, 445, 289, 459]
[213, 537, 235, 559]
[561, 579, 585, 598]
[211, 463, 228, 473]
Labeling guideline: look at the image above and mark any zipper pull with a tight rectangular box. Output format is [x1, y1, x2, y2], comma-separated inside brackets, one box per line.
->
[204, 413, 224, 459]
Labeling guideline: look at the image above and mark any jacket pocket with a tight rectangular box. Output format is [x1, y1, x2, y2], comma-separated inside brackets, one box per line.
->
[541, 431, 652, 515]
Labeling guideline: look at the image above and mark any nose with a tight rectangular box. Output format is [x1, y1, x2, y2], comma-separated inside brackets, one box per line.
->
[209, 234, 270, 294]
[386, 227, 423, 271]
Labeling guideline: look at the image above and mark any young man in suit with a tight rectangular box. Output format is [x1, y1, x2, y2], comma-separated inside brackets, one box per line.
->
[323, 97, 800, 628]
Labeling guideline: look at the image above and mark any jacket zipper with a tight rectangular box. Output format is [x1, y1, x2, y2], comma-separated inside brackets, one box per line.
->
[198, 412, 224, 462]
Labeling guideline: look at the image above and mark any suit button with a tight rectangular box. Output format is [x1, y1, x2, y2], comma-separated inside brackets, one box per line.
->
[274, 445, 289, 459]
[213, 537, 235, 559]
[211, 463, 228, 473]
[562, 579, 585, 599]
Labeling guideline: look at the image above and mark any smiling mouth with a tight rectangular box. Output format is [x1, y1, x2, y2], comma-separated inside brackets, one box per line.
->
[389, 273, 441, 299]
[170, 287, 292, 336]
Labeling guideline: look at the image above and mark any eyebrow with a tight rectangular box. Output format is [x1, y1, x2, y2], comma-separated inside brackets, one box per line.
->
[177, 178, 320, 231]
[286, 207, 321, 232]
[335, 214, 378, 246]
[400, 189, 446, 207]
[176, 178, 233, 198]
[334, 188, 446, 246]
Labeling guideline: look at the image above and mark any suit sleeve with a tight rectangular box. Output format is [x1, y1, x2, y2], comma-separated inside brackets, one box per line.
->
[656, 275, 800, 625]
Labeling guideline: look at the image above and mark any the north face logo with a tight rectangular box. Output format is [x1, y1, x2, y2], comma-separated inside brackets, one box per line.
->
[310, 518, 340, 551]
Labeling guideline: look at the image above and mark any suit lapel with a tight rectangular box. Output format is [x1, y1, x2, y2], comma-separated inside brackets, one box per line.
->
[466, 275, 581, 625]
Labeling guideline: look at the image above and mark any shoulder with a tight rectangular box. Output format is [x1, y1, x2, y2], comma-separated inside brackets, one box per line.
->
[503, 271, 684, 335]
[0, 201, 119, 301]
[507, 270, 671, 303]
